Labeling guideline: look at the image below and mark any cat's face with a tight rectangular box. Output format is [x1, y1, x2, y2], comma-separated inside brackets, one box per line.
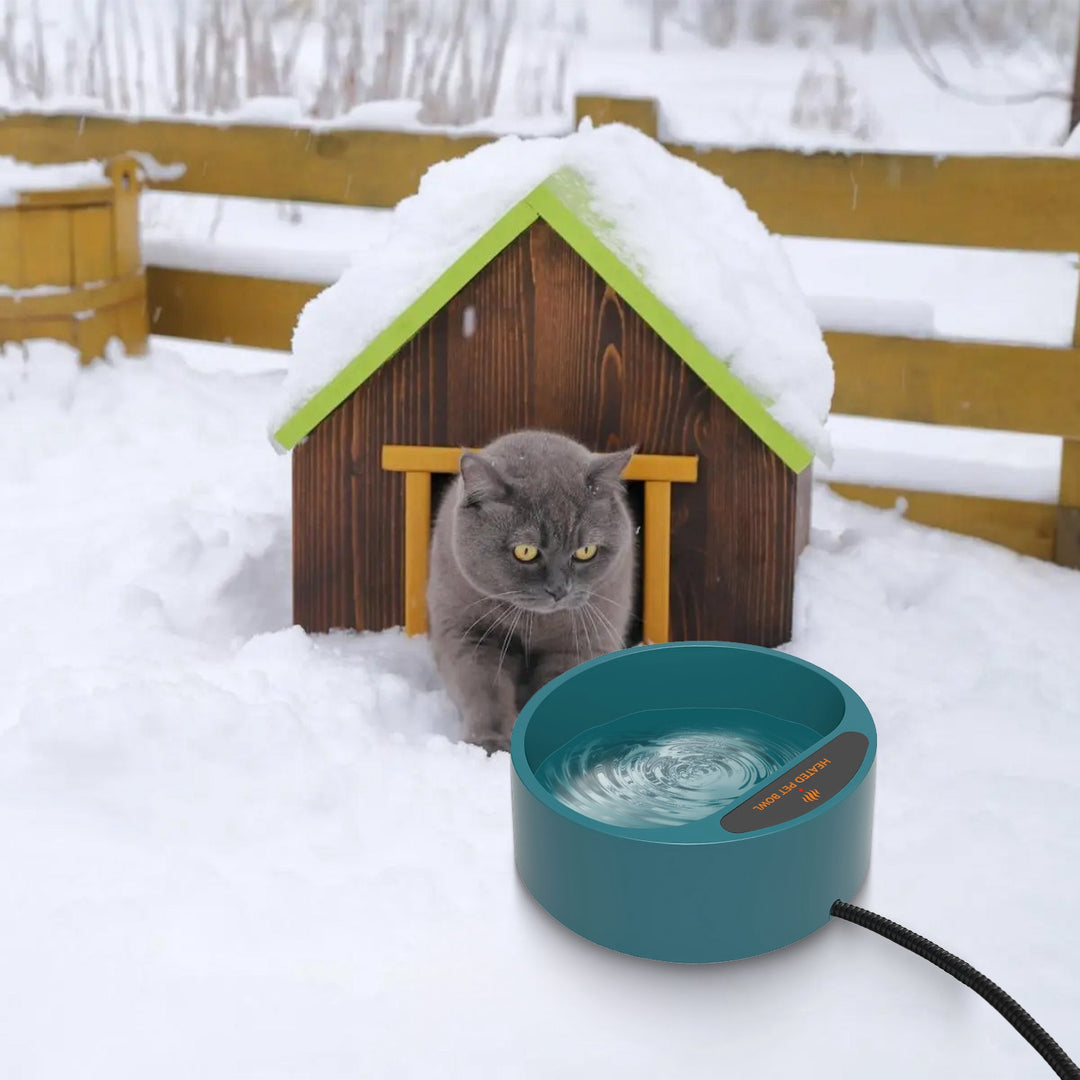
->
[451, 435, 635, 615]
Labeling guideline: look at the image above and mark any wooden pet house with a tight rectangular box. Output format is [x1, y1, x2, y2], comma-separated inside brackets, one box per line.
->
[272, 132, 829, 649]
[0, 155, 147, 363]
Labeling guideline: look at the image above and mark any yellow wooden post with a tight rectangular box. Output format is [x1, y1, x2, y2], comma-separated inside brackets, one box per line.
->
[642, 480, 673, 645]
[403, 470, 433, 636]
[1056, 284, 1080, 567]
[106, 155, 148, 356]
[106, 155, 140, 274]
[1060, 439, 1080, 509]
[1058, 456, 1080, 567]
[1054, 282, 1080, 567]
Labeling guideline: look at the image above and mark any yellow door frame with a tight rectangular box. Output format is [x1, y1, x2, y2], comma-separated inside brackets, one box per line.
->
[381, 444, 699, 644]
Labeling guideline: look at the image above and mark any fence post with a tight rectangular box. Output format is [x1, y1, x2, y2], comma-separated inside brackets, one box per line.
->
[1057, 444, 1080, 569]
[573, 94, 659, 139]
[1055, 284, 1080, 567]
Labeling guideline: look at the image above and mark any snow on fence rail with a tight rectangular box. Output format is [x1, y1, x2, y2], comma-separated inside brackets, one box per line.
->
[0, 95, 1078, 568]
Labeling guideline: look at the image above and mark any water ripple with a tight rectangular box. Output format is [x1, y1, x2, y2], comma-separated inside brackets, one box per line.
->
[538, 725, 808, 829]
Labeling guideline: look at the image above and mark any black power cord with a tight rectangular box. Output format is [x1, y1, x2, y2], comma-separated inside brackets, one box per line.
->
[831, 900, 1080, 1079]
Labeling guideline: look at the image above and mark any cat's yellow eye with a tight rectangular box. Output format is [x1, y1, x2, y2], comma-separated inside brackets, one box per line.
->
[513, 544, 539, 562]
[573, 544, 598, 562]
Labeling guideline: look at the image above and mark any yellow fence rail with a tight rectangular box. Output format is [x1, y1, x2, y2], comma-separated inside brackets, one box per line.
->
[1, 94, 1078, 566]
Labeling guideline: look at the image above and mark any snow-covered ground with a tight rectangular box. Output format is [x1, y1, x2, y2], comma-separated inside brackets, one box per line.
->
[2, 5, 1079, 1075]
[1, 335, 1078, 1079]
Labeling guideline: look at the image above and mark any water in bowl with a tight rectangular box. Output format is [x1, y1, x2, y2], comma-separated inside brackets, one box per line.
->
[536, 707, 821, 829]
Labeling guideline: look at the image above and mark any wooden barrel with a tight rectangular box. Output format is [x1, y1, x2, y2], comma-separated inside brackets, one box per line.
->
[0, 155, 148, 363]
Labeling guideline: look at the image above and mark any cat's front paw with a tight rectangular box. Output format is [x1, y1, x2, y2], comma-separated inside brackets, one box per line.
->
[468, 730, 511, 756]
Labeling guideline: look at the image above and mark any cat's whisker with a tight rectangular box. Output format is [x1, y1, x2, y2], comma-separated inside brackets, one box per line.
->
[590, 593, 635, 615]
[575, 599, 592, 652]
[585, 598, 622, 647]
[461, 603, 502, 639]
[580, 603, 600, 659]
[470, 603, 517, 651]
[581, 600, 605, 655]
[461, 600, 512, 641]
[475, 604, 516, 645]
[494, 608, 523, 684]
[461, 589, 530, 612]
[587, 601, 612, 655]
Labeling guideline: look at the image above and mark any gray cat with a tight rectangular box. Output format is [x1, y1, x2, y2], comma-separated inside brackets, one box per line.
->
[427, 430, 637, 755]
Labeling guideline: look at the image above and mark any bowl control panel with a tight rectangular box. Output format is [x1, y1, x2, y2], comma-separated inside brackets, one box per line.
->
[720, 730, 870, 834]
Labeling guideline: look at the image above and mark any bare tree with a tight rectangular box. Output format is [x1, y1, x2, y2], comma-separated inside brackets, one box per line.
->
[650, 0, 664, 50]
[891, 0, 1073, 108]
[0, 0, 560, 127]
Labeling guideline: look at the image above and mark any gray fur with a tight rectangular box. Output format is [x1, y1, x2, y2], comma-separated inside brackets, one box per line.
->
[427, 430, 637, 755]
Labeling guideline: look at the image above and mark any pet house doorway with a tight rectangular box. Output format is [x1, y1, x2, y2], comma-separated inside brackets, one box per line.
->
[380, 444, 698, 645]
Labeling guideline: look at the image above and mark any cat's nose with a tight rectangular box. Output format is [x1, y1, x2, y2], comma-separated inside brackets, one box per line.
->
[545, 583, 570, 601]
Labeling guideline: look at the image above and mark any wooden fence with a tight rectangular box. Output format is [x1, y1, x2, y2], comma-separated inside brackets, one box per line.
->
[1, 94, 1078, 567]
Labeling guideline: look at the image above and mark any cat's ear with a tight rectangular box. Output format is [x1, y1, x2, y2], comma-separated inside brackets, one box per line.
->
[459, 450, 511, 507]
[586, 446, 636, 493]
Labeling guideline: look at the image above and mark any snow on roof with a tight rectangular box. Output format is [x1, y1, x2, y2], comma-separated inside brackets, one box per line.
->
[271, 123, 834, 461]
[0, 156, 109, 206]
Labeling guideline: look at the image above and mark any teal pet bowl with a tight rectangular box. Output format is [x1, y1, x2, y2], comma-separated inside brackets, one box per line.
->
[510, 642, 876, 963]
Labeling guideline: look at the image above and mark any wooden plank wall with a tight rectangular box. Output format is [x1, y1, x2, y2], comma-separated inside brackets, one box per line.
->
[3, 96, 1079, 566]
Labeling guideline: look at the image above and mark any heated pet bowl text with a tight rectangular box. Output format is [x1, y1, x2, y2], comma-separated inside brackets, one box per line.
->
[751, 758, 832, 812]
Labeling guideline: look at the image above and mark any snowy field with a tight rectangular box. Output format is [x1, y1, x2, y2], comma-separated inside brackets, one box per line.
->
[3, 3, 1080, 1076]
[1, 335, 1078, 1079]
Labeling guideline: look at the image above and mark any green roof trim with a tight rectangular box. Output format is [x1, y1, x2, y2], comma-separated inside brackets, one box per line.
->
[529, 170, 813, 473]
[272, 198, 540, 451]
[273, 166, 815, 473]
